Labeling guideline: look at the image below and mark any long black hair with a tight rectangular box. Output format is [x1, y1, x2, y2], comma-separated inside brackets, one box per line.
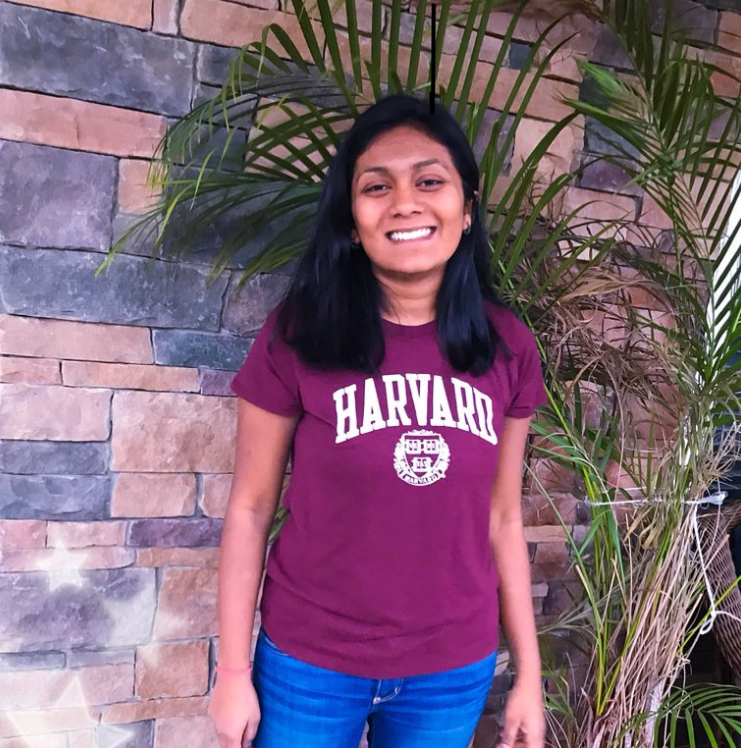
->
[273, 92, 514, 377]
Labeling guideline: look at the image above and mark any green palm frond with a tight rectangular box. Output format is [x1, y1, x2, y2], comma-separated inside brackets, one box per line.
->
[98, 0, 607, 297]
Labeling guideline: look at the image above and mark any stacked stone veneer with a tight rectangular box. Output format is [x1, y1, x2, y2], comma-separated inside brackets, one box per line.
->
[0, 1, 739, 746]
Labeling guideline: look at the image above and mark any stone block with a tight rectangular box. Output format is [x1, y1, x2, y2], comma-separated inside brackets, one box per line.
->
[648, 0, 717, 45]
[99, 696, 209, 724]
[0, 89, 167, 158]
[0, 663, 134, 710]
[0, 473, 109, 521]
[135, 640, 209, 699]
[0, 546, 135, 573]
[590, 27, 631, 69]
[0, 520, 47, 551]
[153, 567, 218, 639]
[562, 186, 636, 237]
[295, 0, 375, 34]
[67, 649, 135, 668]
[584, 116, 640, 160]
[0, 705, 104, 737]
[18, 0, 152, 28]
[578, 157, 642, 197]
[199, 473, 232, 518]
[196, 44, 241, 86]
[200, 368, 238, 397]
[135, 548, 219, 568]
[579, 74, 613, 110]
[0, 356, 61, 385]
[472, 108, 514, 173]
[521, 492, 578, 526]
[0, 247, 228, 331]
[153, 330, 252, 370]
[638, 193, 673, 230]
[530, 559, 575, 582]
[534, 541, 571, 564]
[0, 568, 156, 652]
[153, 0, 180, 35]
[512, 117, 581, 178]
[0, 384, 110, 442]
[719, 11, 741, 55]
[128, 518, 222, 548]
[0, 143, 115, 250]
[152, 715, 219, 748]
[0, 3, 195, 116]
[523, 524, 569, 542]
[0, 440, 108, 475]
[0, 314, 152, 363]
[118, 159, 162, 214]
[181, 0, 320, 62]
[62, 361, 200, 393]
[111, 474, 197, 518]
[187, 87, 253, 172]
[97, 719, 153, 748]
[0, 651, 65, 671]
[47, 521, 127, 548]
[111, 391, 236, 473]
[222, 273, 291, 336]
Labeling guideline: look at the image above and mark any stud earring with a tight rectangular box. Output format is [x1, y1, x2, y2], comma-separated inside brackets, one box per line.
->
[463, 223, 472, 235]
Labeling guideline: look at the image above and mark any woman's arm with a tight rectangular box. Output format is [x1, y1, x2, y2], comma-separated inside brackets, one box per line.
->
[489, 414, 545, 748]
[217, 398, 299, 670]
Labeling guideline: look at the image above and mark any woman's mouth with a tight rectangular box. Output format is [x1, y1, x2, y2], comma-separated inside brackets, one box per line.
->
[386, 226, 437, 243]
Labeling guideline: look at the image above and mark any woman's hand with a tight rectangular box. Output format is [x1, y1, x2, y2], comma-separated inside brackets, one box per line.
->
[208, 674, 261, 747]
[496, 677, 546, 748]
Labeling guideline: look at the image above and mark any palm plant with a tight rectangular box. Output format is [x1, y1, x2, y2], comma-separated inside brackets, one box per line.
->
[98, 0, 741, 745]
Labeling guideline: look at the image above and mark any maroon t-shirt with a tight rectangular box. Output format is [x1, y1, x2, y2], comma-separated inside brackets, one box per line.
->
[230, 299, 548, 678]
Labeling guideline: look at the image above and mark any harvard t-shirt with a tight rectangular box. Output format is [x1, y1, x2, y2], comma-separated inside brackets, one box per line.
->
[230, 299, 548, 679]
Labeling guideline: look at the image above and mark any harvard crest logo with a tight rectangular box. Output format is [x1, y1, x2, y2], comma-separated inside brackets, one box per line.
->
[393, 429, 450, 486]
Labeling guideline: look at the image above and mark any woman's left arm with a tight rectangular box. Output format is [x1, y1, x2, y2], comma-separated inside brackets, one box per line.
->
[489, 414, 546, 748]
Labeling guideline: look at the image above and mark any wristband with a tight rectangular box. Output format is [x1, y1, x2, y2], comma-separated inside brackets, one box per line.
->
[216, 664, 252, 675]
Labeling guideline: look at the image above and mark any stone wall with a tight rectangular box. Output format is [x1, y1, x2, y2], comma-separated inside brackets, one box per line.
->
[0, 1, 739, 747]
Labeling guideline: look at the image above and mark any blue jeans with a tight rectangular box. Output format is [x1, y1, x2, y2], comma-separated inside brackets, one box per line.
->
[251, 625, 498, 748]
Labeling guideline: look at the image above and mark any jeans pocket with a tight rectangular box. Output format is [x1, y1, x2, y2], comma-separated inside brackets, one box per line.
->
[258, 627, 291, 658]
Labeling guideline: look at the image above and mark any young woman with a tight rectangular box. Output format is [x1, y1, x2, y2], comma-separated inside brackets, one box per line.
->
[208, 93, 548, 748]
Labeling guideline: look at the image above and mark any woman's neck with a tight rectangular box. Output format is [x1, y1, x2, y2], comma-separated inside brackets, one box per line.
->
[376, 273, 440, 326]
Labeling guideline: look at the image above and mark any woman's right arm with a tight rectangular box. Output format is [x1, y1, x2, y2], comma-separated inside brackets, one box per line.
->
[209, 397, 299, 748]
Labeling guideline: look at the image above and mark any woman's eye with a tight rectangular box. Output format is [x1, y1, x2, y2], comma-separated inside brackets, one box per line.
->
[364, 179, 443, 193]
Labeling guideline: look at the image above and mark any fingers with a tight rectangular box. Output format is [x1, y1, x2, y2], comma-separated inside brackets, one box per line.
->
[245, 719, 259, 742]
[496, 732, 512, 748]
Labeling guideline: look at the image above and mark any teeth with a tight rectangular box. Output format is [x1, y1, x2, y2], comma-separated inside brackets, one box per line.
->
[389, 227, 434, 241]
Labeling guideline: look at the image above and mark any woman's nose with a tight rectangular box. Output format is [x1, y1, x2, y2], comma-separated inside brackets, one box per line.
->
[390, 183, 424, 214]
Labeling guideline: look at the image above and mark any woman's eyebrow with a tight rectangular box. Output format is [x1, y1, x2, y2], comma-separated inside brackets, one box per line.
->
[358, 158, 449, 176]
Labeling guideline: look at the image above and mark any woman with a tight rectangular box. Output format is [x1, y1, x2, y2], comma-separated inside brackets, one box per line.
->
[208, 93, 548, 748]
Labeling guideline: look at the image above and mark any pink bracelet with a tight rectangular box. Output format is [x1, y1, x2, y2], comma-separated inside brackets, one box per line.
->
[216, 664, 252, 675]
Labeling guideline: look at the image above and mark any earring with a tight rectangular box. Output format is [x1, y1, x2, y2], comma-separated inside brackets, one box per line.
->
[350, 238, 361, 250]
[463, 223, 472, 235]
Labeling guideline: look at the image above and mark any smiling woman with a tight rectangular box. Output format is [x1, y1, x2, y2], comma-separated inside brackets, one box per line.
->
[350, 130, 475, 299]
[209, 93, 549, 748]
[267, 94, 511, 376]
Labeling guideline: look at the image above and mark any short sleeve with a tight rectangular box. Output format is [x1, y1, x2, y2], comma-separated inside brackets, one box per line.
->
[505, 325, 548, 418]
[230, 306, 303, 416]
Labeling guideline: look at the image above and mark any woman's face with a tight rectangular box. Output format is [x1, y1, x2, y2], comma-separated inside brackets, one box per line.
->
[350, 125, 474, 284]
